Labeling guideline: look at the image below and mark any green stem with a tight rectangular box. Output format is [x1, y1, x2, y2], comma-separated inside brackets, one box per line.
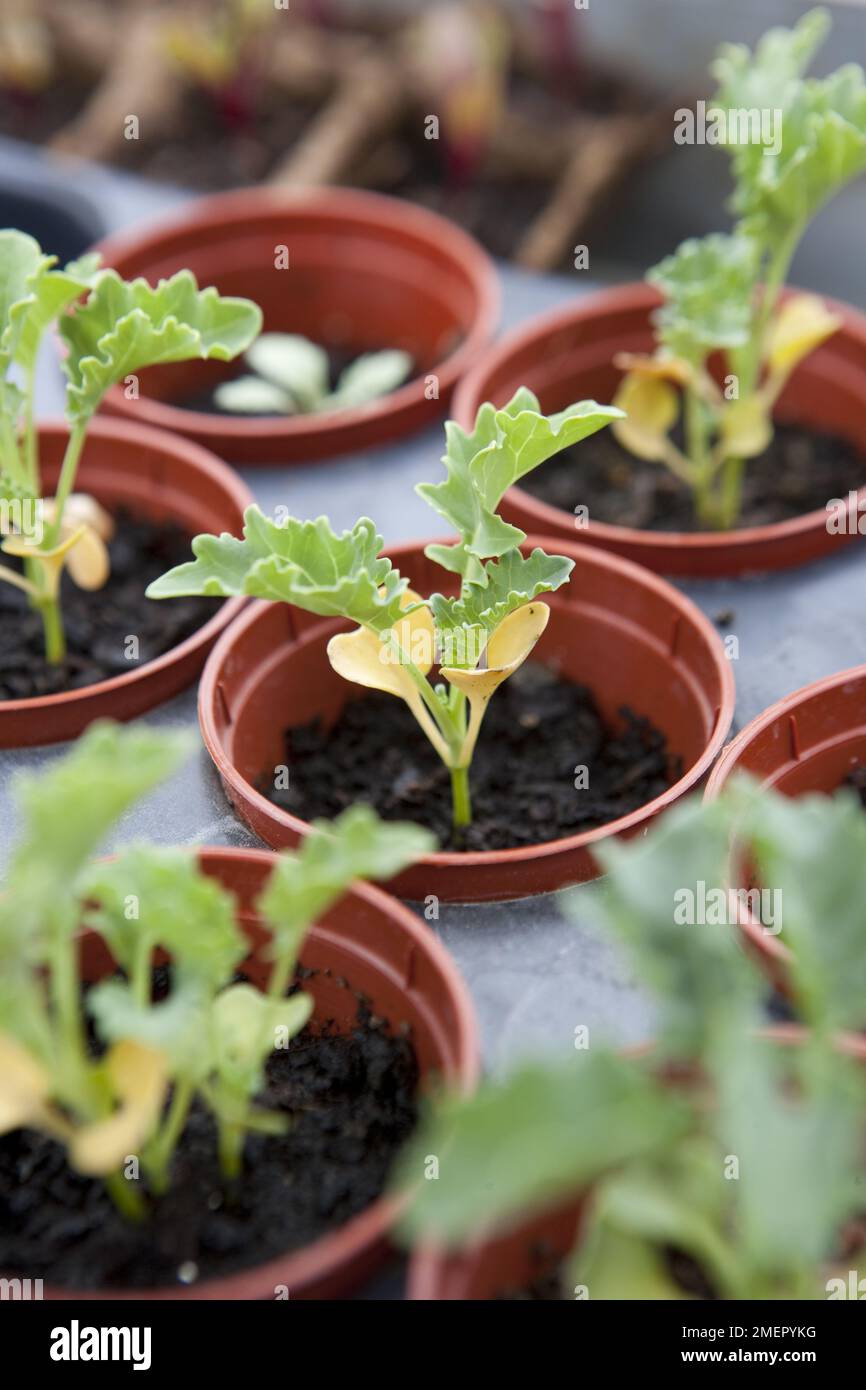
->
[105, 1169, 146, 1222]
[0, 561, 38, 597]
[37, 594, 66, 665]
[450, 764, 472, 829]
[717, 456, 745, 530]
[391, 638, 461, 744]
[49, 919, 95, 1115]
[218, 1119, 245, 1181]
[0, 416, 26, 485]
[683, 384, 717, 524]
[739, 227, 802, 395]
[45, 421, 87, 546]
[147, 1080, 194, 1194]
[23, 369, 38, 492]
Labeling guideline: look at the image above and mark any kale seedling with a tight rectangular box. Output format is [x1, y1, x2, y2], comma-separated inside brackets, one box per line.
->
[147, 387, 621, 831]
[394, 784, 866, 1299]
[0, 229, 261, 665]
[613, 8, 866, 529]
[214, 333, 413, 416]
[0, 722, 432, 1221]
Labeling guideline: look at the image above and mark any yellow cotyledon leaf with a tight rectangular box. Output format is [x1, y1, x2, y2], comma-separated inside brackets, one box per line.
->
[442, 602, 550, 765]
[69, 1040, 168, 1176]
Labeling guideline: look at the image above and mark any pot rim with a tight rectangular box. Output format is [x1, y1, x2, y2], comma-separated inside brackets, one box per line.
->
[30, 844, 480, 1300]
[452, 280, 866, 554]
[0, 415, 251, 723]
[704, 662, 866, 977]
[198, 534, 736, 874]
[705, 661, 866, 801]
[91, 185, 501, 446]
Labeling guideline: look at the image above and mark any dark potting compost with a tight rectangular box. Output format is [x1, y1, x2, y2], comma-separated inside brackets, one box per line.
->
[174, 346, 415, 417]
[0, 510, 217, 701]
[520, 423, 866, 533]
[266, 662, 678, 851]
[0, 1001, 418, 1289]
[845, 766, 866, 809]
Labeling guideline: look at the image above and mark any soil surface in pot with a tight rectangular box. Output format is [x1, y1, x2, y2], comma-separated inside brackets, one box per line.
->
[173, 346, 416, 417]
[0, 509, 217, 701]
[265, 662, 678, 852]
[520, 423, 866, 533]
[0, 999, 418, 1289]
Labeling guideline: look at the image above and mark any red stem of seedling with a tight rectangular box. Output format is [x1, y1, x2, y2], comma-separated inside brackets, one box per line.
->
[537, 0, 583, 97]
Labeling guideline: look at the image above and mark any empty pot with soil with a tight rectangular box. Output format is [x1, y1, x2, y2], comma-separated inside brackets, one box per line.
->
[454, 11, 866, 578]
[0, 726, 478, 1300]
[92, 186, 499, 464]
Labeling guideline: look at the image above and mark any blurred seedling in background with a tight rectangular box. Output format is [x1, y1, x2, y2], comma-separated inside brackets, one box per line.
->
[164, 0, 276, 128]
[148, 387, 621, 832]
[613, 8, 866, 529]
[0, 722, 432, 1220]
[214, 333, 413, 416]
[0, 229, 261, 665]
[407, 0, 510, 188]
[394, 782, 866, 1299]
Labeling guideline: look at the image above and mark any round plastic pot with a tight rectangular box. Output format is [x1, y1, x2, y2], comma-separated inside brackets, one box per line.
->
[704, 664, 866, 995]
[453, 282, 866, 578]
[197, 536, 735, 902]
[32, 845, 479, 1301]
[0, 418, 252, 749]
[407, 1025, 866, 1300]
[91, 186, 500, 465]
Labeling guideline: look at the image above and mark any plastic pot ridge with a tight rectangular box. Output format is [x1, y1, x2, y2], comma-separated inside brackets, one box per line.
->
[198, 536, 735, 902]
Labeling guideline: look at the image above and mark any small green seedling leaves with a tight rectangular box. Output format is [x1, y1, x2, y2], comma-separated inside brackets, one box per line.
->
[148, 509, 411, 633]
[394, 1050, 689, 1248]
[395, 779, 866, 1300]
[0, 725, 431, 1212]
[615, 10, 865, 531]
[150, 390, 619, 830]
[419, 388, 621, 581]
[713, 8, 866, 244]
[0, 231, 261, 664]
[60, 268, 263, 423]
[214, 331, 412, 416]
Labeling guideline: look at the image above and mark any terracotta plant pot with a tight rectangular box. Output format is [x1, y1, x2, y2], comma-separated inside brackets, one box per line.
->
[704, 664, 866, 995]
[0, 418, 252, 749]
[91, 186, 500, 464]
[453, 283, 866, 578]
[407, 1026, 866, 1300]
[197, 536, 735, 902]
[409, 1199, 583, 1301]
[31, 846, 479, 1301]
